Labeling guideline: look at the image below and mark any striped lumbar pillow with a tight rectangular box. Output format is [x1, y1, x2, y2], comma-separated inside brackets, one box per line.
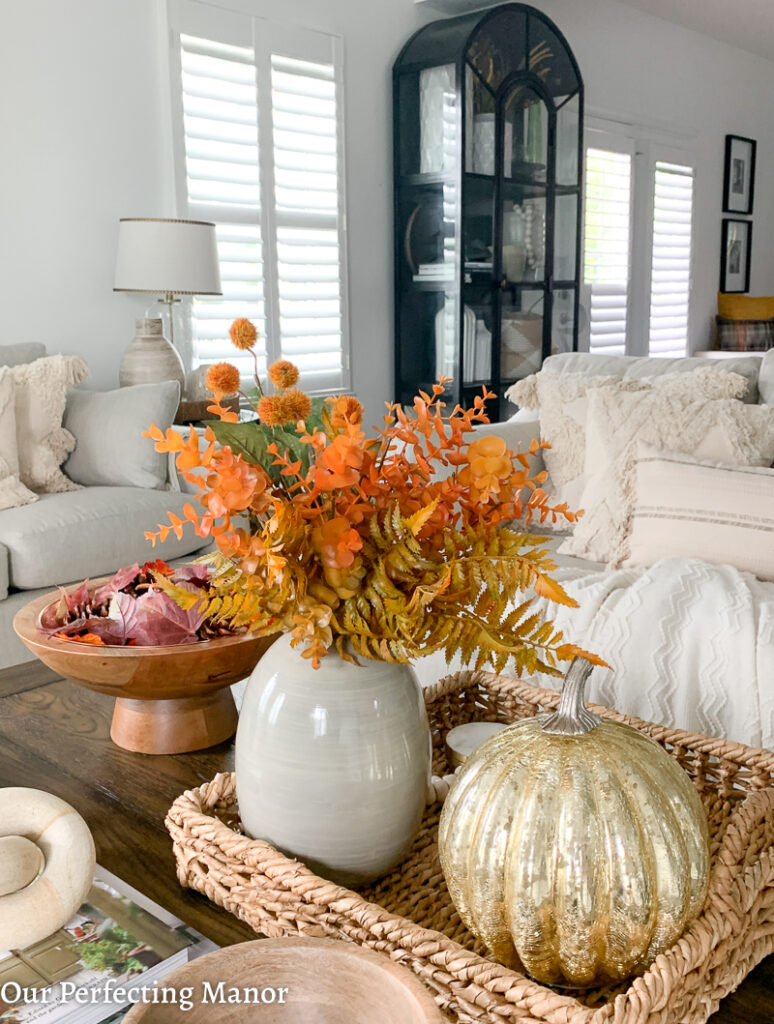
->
[617, 441, 774, 580]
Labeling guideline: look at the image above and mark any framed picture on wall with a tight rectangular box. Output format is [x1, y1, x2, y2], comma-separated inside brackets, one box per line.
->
[723, 135, 756, 214]
[720, 218, 752, 293]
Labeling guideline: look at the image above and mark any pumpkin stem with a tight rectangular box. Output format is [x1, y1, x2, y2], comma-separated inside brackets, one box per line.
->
[541, 657, 602, 736]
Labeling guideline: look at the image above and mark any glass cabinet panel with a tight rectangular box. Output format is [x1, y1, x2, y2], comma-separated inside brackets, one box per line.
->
[419, 64, 457, 175]
[551, 288, 577, 356]
[394, 3, 583, 420]
[554, 192, 578, 281]
[556, 93, 581, 185]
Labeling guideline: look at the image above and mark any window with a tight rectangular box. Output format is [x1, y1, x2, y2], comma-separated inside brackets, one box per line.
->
[584, 146, 633, 355]
[169, 1, 349, 393]
[648, 161, 694, 357]
[179, 35, 265, 376]
[583, 126, 694, 358]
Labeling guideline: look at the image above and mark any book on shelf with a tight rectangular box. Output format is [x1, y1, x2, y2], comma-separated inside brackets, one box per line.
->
[0, 866, 216, 1024]
[413, 262, 454, 282]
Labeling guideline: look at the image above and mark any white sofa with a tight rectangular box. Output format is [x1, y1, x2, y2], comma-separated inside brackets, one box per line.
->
[487, 348, 773, 570]
[0, 344, 208, 670]
[412, 349, 774, 751]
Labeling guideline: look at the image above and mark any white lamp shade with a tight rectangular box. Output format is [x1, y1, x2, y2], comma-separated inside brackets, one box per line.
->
[113, 218, 222, 295]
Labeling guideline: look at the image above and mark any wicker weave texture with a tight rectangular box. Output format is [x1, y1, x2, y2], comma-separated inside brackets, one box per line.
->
[166, 670, 774, 1024]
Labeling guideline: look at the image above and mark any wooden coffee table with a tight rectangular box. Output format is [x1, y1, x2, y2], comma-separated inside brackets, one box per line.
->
[0, 660, 771, 1022]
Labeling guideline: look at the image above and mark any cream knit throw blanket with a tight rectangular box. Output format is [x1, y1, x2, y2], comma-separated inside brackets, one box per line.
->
[534, 558, 774, 751]
[411, 558, 774, 751]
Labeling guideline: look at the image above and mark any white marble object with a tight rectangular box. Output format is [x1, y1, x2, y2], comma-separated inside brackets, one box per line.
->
[445, 721, 508, 769]
[0, 787, 96, 948]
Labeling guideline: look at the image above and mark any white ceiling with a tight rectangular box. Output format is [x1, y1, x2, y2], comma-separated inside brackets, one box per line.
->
[614, 0, 774, 63]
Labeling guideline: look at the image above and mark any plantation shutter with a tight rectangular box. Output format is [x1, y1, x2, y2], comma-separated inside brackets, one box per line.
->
[583, 147, 633, 355]
[647, 161, 694, 357]
[271, 54, 346, 392]
[179, 33, 266, 378]
[170, 2, 350, 392]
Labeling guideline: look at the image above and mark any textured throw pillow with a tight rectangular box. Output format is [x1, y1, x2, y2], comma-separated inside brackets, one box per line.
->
[64, 381, 181, 489]
[505, 367, 748, 532]
[0, 342, 47, 367]
[0, 368, 38, 510]
[718, 292, 774, 321]
[13, 355, 89, 493]
[716, 316, 774, 352]
[560, 375, 774, 564]
[615, 441, 774, 580]
[506, 372, 653, 517]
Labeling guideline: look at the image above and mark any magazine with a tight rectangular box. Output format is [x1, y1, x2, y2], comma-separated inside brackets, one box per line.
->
[0, 867, 216, 1024]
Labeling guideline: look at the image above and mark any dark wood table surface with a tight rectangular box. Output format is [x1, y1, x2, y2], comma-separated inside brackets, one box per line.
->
[0, 660, 771, 1022]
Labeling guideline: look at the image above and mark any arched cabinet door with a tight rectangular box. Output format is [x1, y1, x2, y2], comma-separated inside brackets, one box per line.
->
[493, 79, 551, 397]
[394, 3, 583, 422]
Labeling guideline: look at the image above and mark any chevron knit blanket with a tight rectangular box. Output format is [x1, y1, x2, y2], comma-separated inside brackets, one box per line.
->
[410, 557, 774, 751]
[538, 558, 774, 751]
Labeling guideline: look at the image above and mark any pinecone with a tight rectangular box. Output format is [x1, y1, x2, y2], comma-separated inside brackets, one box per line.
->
[59, 598, 110, 623]
[197, 620, 247, 640]
[123, 570, 156, 598]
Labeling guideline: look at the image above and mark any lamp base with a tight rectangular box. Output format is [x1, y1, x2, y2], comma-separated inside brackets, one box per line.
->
[119, 317, 186, 390]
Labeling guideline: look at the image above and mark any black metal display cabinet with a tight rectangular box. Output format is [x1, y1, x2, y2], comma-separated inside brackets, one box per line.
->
[393, 3, 584, 421]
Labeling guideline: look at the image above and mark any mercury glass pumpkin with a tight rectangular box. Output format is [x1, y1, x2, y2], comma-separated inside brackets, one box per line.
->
[438, 660, 710, 987]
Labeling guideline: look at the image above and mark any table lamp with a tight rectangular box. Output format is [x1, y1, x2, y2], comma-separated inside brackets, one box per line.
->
[113, 218, 222, 389]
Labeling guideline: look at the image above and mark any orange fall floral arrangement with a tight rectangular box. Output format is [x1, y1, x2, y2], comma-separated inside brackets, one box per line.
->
[143, 318, 602, 674]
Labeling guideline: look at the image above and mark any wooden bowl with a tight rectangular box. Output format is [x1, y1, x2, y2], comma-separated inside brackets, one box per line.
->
[13, 583, 275, 755]
[122, 938, 448, 1023]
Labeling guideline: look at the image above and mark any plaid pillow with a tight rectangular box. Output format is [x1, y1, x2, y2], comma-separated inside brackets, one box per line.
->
[716, 316, 774, 351]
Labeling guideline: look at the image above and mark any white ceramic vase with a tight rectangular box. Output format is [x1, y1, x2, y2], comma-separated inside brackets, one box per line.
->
[235, 633, 431, 886]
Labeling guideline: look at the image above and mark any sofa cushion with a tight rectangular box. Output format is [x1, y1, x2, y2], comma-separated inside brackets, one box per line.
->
[0, 488, 206, 591]
[64, 381, 180, 490]
[0, 542, 8, 600]
[561, 387, 774, 564]
[0, 368, 37, 511]
[615, 442, 774, 579]
[13, 355, 90, 493]
[0, 343, 46, 367]
[760, 350, 774, 406]
[506, 367, 748, 538]
[542, 351, 762, 403]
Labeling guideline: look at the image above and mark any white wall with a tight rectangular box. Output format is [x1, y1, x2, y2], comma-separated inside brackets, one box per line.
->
[0, 0, 432, 421]
[0, 0, 175, 391]
[527, 0, 774, 355]
[2, 0, 774, 413]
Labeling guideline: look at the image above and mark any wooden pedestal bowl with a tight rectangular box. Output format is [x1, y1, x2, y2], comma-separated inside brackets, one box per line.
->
[123, 938, 448, 1023]
[14, 585, 275, 756]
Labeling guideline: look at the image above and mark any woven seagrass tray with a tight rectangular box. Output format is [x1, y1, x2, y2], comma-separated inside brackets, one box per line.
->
[166, 670, 774, 1024]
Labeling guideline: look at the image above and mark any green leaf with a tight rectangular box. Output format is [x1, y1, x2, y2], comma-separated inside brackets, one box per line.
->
[271, 427, 310, 473]
[207, 421, 280, 479]
[306, 396, 326, 433]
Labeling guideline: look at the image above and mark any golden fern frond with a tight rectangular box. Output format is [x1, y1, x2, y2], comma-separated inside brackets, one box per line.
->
[149, 573, 206, 612]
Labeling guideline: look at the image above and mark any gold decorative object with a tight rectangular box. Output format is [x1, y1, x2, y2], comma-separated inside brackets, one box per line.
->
[164, 669, 774, 1023]
[437, 660, 711, 987]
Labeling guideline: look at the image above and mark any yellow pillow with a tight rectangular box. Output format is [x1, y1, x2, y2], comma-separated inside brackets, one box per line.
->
[718, 292, 774, 320]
